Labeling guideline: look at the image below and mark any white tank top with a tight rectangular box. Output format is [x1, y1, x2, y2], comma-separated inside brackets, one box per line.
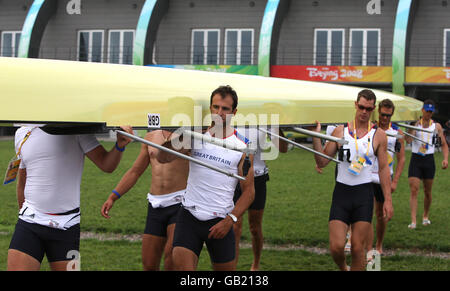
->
[14, 127, 100, 229]
[372, 124, 399, 184]
[411, 120, 436, 155]
[15, 127, 100, 214]
[336, 124, 377, 186]
[183, 130, 248, 221]
[235, 127, 269, 177]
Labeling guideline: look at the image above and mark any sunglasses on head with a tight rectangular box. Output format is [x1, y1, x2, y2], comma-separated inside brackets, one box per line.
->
[357, 104, 375, 112]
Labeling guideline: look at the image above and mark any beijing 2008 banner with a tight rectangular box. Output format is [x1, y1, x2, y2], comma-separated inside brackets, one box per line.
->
[405, 67, 450, 84]
[271, 65, 392, 83]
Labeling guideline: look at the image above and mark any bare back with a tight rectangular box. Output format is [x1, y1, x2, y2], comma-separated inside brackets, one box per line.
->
[146, 130, 189, 195]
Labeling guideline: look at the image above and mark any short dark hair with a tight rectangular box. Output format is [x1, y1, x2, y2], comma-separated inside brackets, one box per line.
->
[357, 89, 376, 105]
[379, 98, 395, 113]
[423, 99, 435, 106]
[210, 85, 238, 110]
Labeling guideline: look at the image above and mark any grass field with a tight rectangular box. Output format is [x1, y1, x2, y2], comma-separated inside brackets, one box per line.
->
[0, 139, 448, 271]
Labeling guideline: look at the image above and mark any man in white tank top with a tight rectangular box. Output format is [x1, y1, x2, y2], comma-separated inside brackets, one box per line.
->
[405, 100, 448, 229]
[100, 129, 189, 270]
[312, 89, 393, 271]
[157, 85, 255, 271]
[8, 125, 133, 271]
[368, 99, 406, 254]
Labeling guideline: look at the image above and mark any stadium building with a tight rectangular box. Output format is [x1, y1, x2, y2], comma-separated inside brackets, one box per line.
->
[1, 0, 449, 126]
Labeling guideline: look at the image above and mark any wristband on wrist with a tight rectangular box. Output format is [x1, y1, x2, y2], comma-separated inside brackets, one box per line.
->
[112, 189, 121, 199]
[115, 142, 125, 152]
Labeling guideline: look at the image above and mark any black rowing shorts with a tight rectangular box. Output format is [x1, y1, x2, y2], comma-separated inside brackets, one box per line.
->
[9, 219, 80, 263]
[172, 207, 235, 264]
[408, 153, 436, 180]
[373, 183, 384, 203]
[144, 203, 181, 237]
[234, 174, 269, 210]
[329, 182, 374, 225]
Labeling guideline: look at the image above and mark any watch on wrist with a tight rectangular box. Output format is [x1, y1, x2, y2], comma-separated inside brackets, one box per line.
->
[228, 213, 237, 223]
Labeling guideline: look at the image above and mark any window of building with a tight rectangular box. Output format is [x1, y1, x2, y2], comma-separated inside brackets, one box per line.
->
[1, 31, 21, 57]
[78, 30, 104, 62]
[314, 29, 345, 66]
[225, 29, 254, 65]
[108, 30, 135, 65]
[350, 29, 380, 66]
[191, 29, 220, 65]
[443, 29, 450, 66]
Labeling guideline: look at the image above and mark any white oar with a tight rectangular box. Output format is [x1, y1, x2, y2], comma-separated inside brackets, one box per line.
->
[258, 127, 340, 164]
[181, 129, 256, 154]
[402, 131, 433, 146]
[291, 127, 348, 145]
[397, 122, 435, 134]
[116, 130, 245, 181]
[385, 132, 404, 139]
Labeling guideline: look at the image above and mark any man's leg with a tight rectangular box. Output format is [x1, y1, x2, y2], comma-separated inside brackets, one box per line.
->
[212, 260, 235, 271]
[248, 209, 264, 271]
[233, 216, 244, 268]
[423, 179, 434, 222]
[7, 249, 41, 271]
[350, 221, 372, 271]
[374, 201, 386, 254]
[50, 260, 75, 271]
[328, 220, 349, 271]
[408, 177, 421, 226]
[367, 197, 377, 252]
[142, 234, 166, 271]
[172, 246, 199, 271]
[163, 224, 176, 270]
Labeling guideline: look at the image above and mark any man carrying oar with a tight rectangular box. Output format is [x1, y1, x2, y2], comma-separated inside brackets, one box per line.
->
[368, 99, 405, 254]
[8, 125, 133, 271]
[311, 89, 393, 271]
[100, 129, 189, 270]
[157, 85, 255, 271]
[405, 99, 448, 229]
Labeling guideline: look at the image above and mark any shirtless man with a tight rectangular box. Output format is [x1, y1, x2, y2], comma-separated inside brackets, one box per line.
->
[101, 130, 189, 270]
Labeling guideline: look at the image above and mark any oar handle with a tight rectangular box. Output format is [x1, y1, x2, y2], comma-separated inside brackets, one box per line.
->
[258, 127, 340, 164]
[397, 123, 435, 134]
[291, 127, 348, 145]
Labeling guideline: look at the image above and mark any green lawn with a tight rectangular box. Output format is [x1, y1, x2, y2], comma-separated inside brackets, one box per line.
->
[0, 139, 448, 270]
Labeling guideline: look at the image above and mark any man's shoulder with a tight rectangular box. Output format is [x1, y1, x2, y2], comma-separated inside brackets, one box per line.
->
[233, 129, 250, 145]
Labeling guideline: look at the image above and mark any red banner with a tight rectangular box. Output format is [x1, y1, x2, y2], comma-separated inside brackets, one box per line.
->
[271, 65, 392, 83]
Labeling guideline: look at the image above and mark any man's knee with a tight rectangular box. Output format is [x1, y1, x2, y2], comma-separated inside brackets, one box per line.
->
[249, 223, 262, 237]
[329, 240, 345, 255]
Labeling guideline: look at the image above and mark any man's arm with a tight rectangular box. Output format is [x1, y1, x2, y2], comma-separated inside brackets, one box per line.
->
[208, 153, 255, 239]
[16, 168, 26, 209]
[86, 126, 133, 173]
[436, 123, 449, 169]
[391, 129, 406, 192]
[404, 121, 418, 144]
[101, 140, 151, 218]
[312, 123, 341, 169]
[156, 131, 190, 164]
[375, 129, 394, 221]
[270, 128, 289, 153]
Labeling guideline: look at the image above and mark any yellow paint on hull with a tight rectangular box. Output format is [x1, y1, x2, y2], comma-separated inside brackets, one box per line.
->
[0, 57, 422, 128]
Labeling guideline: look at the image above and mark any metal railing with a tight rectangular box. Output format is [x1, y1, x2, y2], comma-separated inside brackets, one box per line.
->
[13, 45, 450, 67]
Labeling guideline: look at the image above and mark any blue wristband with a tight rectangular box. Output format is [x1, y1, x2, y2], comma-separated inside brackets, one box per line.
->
[115, 142, 125, 152]
[112, 190, 121, 199]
